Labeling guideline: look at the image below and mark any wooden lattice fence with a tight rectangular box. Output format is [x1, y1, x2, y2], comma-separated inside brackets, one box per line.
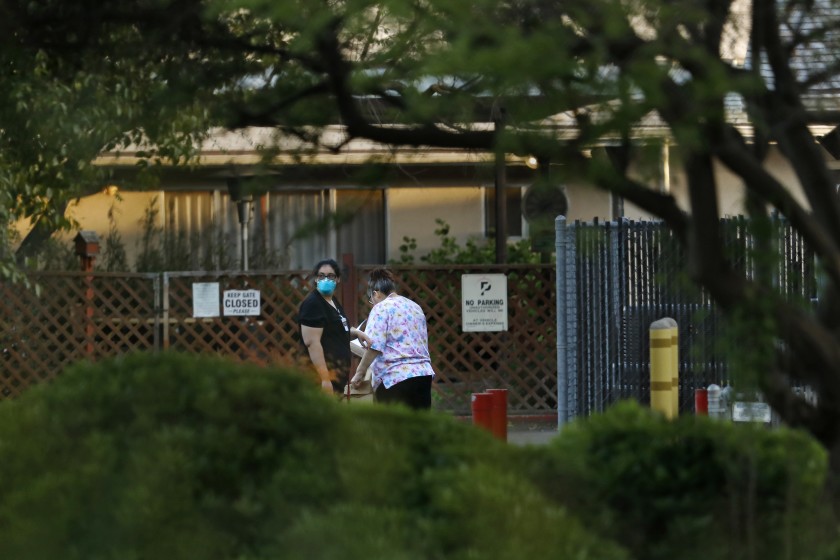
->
[355, 264, 557, 414]
[0, 272, 160, 398]
[161, 271, 311, 366]
[1, 265, 557, 415]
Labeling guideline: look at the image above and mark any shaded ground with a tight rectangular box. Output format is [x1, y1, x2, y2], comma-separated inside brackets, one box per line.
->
[454, 413, 560, 446]
[507, 415, 560, 446]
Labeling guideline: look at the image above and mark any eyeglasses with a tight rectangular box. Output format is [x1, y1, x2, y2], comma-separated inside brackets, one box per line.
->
[317, 273, 337, 281]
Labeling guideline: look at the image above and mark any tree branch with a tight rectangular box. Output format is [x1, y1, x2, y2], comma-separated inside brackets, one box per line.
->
[316, 17, 495, 150]
[713, 124, 840, 288]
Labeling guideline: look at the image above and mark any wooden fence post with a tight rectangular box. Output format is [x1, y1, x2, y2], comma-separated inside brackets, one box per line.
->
[341, 253, 357, 327]
[74, 231, 100, 357]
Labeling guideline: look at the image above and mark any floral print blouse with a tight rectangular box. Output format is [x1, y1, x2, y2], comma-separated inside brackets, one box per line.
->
[365, 294, 436, 390]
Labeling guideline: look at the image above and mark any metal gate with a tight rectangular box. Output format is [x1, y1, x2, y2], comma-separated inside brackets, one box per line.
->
[557, 216, 818, 421]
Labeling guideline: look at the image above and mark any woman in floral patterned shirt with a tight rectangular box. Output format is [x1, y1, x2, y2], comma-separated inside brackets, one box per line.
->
[350, 268, 436, 409]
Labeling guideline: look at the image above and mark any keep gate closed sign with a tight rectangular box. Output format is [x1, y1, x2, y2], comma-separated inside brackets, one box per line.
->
[222, 289, 261, 316]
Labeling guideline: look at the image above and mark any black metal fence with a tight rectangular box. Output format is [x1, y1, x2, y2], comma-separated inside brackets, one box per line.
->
[558, 216, 818, 420]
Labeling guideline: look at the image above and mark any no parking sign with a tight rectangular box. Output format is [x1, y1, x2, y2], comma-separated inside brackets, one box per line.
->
[461, 274, 508, 332]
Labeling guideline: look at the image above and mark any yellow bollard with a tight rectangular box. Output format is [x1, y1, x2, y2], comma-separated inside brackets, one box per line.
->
[650, 318, 675, 419]
[670, 324, 679, 417]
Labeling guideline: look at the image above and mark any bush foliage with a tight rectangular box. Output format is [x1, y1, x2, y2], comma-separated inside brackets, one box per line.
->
[392, 218, 544, 265]
[518, 400, 834, 560]
[0, 352, 621, 560]
[0, 353, 836, 559]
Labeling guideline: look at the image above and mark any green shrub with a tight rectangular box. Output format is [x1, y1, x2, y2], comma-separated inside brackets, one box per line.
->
[392, 218, 545, 265]
[518, 400, 835, 560]
[5, 354, 835, 559]
[0, 352, 625, 560]
[0, 352, 347, 560]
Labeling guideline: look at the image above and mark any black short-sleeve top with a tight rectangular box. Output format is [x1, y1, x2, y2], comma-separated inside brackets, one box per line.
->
[297, 291, 351, 384]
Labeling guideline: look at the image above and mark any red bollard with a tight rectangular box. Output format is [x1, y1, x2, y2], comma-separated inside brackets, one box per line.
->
[487, 389, 508, 442]
[471, 393, 493, 433]
[695, 389, 708, 415]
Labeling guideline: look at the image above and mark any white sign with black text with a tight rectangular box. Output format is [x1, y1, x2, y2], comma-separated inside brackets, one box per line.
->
[732, 401, 772, 423]
[461, 274, 508, 332]
[192, 282, 220, 318]
[222, 289, 261, 316]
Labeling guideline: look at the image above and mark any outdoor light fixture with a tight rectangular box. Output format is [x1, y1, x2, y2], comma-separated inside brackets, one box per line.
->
[226, 176, 254, 271]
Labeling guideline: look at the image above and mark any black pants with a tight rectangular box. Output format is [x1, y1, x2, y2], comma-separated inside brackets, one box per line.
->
[375, 375, 433, 410]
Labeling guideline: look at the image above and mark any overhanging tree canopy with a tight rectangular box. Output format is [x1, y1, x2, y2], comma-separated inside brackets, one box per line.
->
[7, 0, 840, 499]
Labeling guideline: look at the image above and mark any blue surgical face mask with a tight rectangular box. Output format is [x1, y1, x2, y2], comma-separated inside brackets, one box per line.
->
[316, 278, 337, 296]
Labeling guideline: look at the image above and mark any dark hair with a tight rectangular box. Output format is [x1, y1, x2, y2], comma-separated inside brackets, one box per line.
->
[312, 259, 341, 278]
[369, 267, 396, 295]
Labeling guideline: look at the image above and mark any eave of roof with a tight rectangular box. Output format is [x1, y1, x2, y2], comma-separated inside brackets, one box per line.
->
[94, 110, 839, 169]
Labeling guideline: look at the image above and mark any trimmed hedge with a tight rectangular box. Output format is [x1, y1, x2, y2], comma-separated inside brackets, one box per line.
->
[1, 353, 836, 559]
[0, 352, 625, 560]
[518, 400, 834, 560]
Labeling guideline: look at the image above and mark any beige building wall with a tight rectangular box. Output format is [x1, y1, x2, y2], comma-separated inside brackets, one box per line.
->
[387, 187, 484, 261]
[564, 181, 614, 222]
[671, 146, 809, 218]
[60, 190, 162, 267]
[580, 145, 812, 221]
[10, 144, 819, 270]
[719, 148, 809, 214]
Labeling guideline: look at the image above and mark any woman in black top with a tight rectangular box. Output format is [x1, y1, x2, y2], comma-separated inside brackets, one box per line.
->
[298, 259, 370, 394]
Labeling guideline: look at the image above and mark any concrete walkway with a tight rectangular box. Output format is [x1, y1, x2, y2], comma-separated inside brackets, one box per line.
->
[507, 416, 560, 446]
[453, 414, 560, 445]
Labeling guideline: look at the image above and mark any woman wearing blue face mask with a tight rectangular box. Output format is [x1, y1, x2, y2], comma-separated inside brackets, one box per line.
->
[297, 259, 371, 394]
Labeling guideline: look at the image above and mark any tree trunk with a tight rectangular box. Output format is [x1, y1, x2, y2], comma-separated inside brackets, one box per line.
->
[824, 440, 840, 513]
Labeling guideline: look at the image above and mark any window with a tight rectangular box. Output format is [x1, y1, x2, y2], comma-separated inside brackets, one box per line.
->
[485, 186, 523, 237]
[162, 188, 386, 270]
[336, 190, 385, 265]
[163, 191, 238, 270]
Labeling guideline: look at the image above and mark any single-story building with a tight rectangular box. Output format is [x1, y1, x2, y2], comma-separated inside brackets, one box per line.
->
[15, 115, 839, 270]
